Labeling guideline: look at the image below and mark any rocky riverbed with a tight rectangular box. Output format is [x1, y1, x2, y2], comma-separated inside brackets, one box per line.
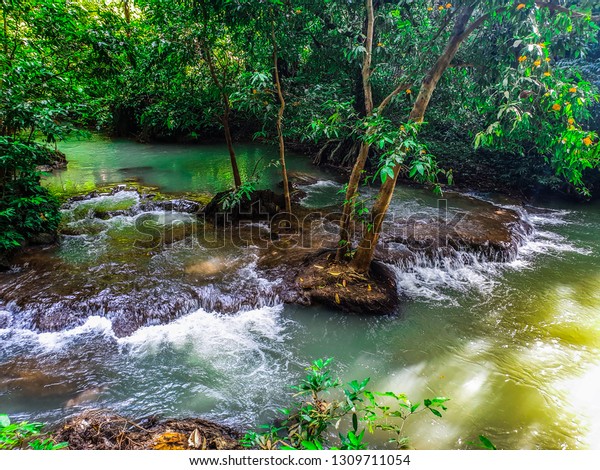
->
[0, 183, 535, 334]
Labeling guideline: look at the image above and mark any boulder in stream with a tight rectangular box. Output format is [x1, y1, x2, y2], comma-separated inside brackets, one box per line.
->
[203, 189, 286, 224]
[296, 253, 399, 314]
[377, 196, 534, 265]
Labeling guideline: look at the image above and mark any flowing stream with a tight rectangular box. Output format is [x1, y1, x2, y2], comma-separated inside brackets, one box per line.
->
[1, 136, 600, 449]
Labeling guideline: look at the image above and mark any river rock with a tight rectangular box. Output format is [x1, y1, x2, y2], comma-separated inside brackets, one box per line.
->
[0, 253, 10, 271]
[28, 232, 58, 245]
[0, 357, 92, 398]
[0, 310, 11, 328]
[203, 189, 286, 224]
[279, 171, 319, 187]
[145, 199, 202, 214]
[378, 196, 533, 264]
[296, 255, 398, 314]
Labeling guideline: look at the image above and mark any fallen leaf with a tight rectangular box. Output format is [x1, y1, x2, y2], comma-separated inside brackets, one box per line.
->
[335, 293, 341, 304]
[314, 265, 324, 269]
[153, 432, 187, 450]
[328, 271, 342, 276]
[342, 279, 347, 287]
[367, 284, 372, 291]
[188, 429, 206, 449]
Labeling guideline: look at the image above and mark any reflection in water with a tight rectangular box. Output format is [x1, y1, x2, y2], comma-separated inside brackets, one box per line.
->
[2, 139, 600, 449]
[46, 136, 339, 196]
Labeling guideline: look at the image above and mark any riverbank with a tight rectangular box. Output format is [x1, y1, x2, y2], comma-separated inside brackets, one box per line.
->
[52, 411, 241, 450]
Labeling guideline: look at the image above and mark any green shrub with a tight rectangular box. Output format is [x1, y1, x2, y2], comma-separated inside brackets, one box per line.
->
[0, 414, 67, 450]
[0, 138, 61, 252]
[241, 358, 448, 450]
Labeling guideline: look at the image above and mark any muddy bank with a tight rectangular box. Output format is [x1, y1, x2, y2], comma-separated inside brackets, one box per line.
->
[54, 411, 241, 450]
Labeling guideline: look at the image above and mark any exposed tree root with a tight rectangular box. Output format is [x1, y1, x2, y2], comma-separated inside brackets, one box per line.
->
[53, 411, 242, 450]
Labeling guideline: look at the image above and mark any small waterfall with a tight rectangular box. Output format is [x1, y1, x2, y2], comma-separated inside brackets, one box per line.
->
[381, 201, 587, 302]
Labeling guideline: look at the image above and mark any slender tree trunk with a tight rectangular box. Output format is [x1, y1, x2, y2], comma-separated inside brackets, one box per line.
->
[350, 166, 400, 273]
[350, 5, 476, 273]
[336, 141, 369, 260]
[273, 29, 292, 214]
[122, 0, 131, 23]
[3, 9, 8, 57]
[204, 45, 242, 188]
[223, 96, 241, 188]
[335, 0, 375, 261]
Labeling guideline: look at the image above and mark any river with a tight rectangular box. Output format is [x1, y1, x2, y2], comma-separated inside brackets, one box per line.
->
[1, 136, 599, 449]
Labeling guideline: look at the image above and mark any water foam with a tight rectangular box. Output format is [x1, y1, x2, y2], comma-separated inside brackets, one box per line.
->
[120, 305, 287, 354]
[0, 315, 116, 356]
[388, 200, 586, 303]
[300, 180, 344, 208]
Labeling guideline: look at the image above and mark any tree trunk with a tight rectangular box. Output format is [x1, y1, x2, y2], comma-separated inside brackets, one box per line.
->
[122, 0, 131, 23]
[335, 0, 375, 261]
[336, 141, 370, 260]
[204, 45, 242, 189]
[351, 5, 476, 272]
[3, 9, 8, 57]
[409, 5, 475, 123]
[223, 96, 241, 188]
[272, 29, 292, 215]
[350, 166, 400, 273]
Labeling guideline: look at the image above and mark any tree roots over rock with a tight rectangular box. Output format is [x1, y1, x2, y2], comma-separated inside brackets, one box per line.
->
[54, 411, 242, 450]
[296, 252, 398, 314]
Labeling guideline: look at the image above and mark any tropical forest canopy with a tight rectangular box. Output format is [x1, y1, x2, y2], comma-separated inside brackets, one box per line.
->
[1, 0, 600, 266]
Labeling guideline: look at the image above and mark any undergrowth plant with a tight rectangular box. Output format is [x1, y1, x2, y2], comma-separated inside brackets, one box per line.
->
[0, 138, 61, 252]
[0, 414, 67, 450]
[241, 358, 449, 450]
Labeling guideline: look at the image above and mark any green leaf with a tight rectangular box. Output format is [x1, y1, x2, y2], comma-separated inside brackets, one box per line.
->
[0, 415, 10, 427]
[479, 435, 497, 450]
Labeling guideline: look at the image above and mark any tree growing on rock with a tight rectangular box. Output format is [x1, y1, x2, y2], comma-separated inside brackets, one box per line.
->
[344, 0, 600, 274]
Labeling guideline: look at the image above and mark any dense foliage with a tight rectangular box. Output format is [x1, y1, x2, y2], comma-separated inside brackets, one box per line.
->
[1, 0, 599, 262]
[0, 138, 61, 251]
[0, 0, 95, 253]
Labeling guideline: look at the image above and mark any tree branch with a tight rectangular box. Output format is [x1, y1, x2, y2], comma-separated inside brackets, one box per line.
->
[534, 1, 600, 23]
[377, 80, 410, 114]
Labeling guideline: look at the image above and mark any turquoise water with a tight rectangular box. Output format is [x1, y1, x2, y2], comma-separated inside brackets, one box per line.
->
[44, 136, 337, 196]
[1, 138, 600, 450]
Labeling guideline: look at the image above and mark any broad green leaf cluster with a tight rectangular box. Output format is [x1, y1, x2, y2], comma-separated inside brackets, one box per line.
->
[240, 358, 448, 450]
